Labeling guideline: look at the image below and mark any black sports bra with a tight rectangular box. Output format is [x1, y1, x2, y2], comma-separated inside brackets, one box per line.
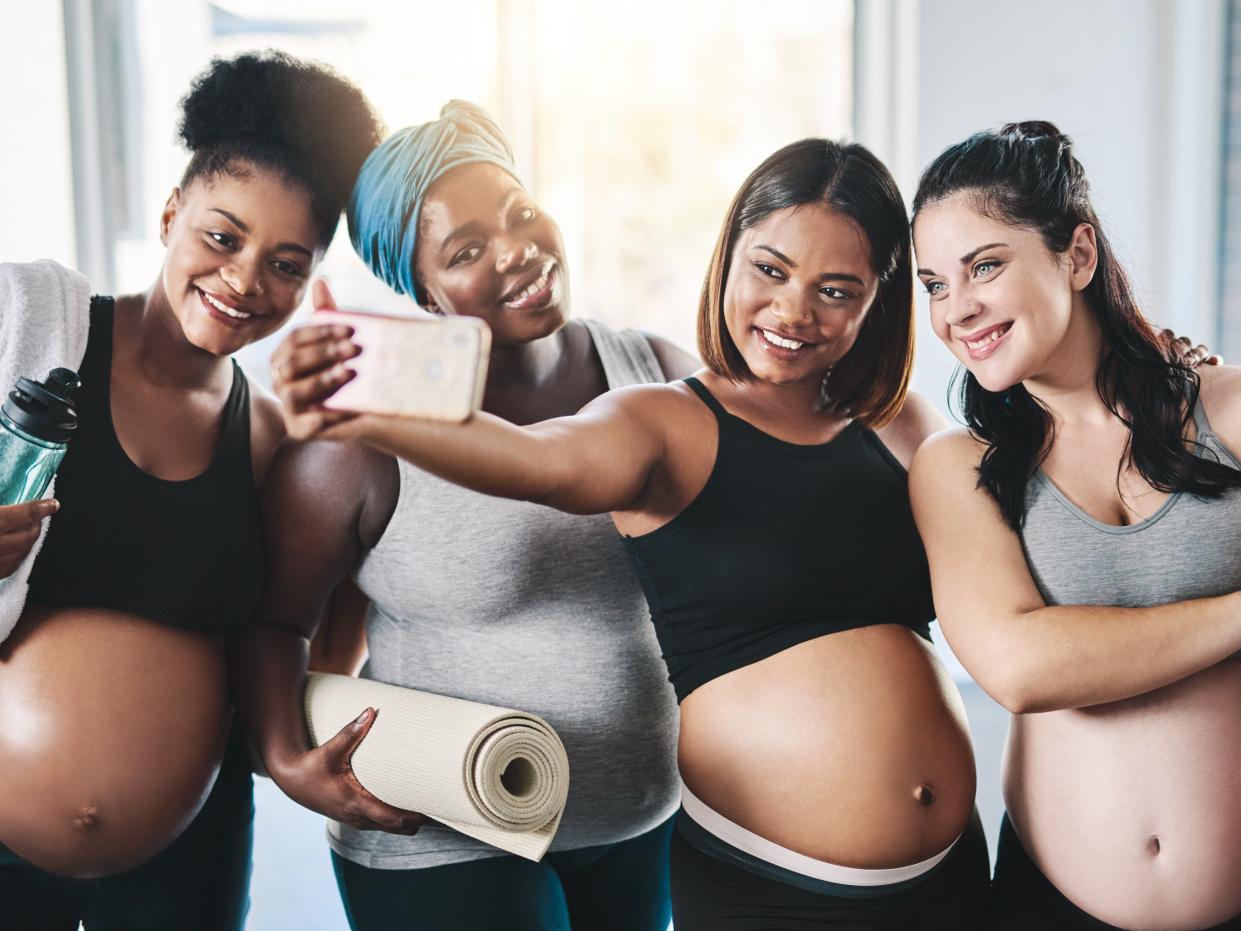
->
[26, 296, 264, 633]
[623, 377, 934, 701]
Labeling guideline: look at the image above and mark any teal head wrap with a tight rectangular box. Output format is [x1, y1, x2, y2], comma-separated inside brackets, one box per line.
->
[346, 100, 518, 304]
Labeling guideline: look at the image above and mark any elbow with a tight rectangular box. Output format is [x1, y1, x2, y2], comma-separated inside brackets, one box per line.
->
[968, 653, 1052, 715]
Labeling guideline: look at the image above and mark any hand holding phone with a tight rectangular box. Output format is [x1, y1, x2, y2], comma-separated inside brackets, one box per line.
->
[311, 308, 491, 423]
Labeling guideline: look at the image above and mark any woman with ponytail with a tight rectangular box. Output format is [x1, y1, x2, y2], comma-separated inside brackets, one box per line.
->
[911, 122, 1241, 929]
[0, 51, 381, 929]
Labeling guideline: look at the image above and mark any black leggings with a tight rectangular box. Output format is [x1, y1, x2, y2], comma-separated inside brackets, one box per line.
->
[670, 809, 990, 930]
[987, 813, 1241, 930]
[0, 726, 254, 931]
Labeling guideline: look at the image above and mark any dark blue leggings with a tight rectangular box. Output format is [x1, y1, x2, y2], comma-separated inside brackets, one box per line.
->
[330, 816, 675, 931]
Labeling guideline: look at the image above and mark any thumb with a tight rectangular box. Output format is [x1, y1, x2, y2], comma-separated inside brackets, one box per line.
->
[0, 498, 59, 525]
[312, 278, 339, 313]
[321, 706, 376, 772]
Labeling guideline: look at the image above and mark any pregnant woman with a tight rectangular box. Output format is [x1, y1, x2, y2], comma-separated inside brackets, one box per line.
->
[911, 121, 1241, 930]
[233, 101, 694, 931]
[268, 136, 989, 929]
[0, 52, 381, 930]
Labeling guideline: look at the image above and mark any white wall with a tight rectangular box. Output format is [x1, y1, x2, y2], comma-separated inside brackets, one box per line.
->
[0, 0, 76, 266]
[859, 0, 1226, 417]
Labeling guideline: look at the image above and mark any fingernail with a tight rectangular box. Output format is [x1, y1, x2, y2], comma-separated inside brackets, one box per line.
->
[45, 499, 60, 515]
[335, 340, 354, 358]
[334, 325, 354, 338]
[354, 708, 371, 728]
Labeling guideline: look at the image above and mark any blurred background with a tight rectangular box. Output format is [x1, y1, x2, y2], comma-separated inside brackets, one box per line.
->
[0, 1, 1235, 928]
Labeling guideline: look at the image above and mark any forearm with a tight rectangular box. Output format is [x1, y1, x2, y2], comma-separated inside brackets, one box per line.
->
[229, 621, 315, 775]
[960, 590, 1241, 712]
[352, 412, 565, 503]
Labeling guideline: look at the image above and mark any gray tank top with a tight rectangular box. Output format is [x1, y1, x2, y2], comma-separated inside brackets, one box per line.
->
[332, 320, 681, 869]
[1021, 401, 1241, 609]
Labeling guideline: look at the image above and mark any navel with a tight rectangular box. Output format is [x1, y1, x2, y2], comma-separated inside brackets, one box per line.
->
[914, 784, 935, 807]
[72, 804, 100, 833]
[1147, 835, 1161, 856]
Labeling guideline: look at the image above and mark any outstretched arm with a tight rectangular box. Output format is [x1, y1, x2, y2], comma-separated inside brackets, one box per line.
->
[911, 429, 1241, 713]
[270, 284, 672, 517]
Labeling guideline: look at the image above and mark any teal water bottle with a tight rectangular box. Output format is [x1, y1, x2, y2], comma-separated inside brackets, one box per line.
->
[0, 368, 81, 506]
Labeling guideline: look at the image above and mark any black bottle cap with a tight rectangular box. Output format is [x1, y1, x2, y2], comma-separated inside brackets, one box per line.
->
[3, 367, 81, 443]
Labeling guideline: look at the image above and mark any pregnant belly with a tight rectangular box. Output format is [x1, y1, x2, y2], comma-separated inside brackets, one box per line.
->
[679, 624, 976, 868]
[1007, 659, 1241, 930]
[0, 606, 231, 878]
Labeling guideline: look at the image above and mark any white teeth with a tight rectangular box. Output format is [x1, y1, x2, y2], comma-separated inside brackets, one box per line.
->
[965, 327, 1007, 350]
[506, 269, 552, 304]
[763, 330, 806, 350]
[202, 291, 252, 319]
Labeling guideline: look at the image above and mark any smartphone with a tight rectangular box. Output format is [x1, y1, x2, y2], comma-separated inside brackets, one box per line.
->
[313, 308, 491, 423]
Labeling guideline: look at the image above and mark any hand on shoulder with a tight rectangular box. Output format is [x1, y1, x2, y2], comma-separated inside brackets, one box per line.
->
[1194, 363, 1241, 454]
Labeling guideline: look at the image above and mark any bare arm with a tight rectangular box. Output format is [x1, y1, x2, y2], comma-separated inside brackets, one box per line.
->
[911, 429, 1241, 714]
[334, 386, 670, 516]
[873, 391, 950, 469]
[309, 577, 370, 676]
[229, 438, 420, 832]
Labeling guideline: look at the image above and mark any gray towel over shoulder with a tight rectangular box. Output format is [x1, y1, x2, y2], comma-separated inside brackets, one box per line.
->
[335, 319, 682, 870]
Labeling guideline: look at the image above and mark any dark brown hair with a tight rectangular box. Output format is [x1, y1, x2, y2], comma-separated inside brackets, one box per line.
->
[913, 121, 1241, 529]
[697, 137, 915, 427]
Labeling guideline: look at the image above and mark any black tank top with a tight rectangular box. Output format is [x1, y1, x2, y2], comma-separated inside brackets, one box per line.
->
[26, 296, 264, 632]
[623, 377, 934, 701]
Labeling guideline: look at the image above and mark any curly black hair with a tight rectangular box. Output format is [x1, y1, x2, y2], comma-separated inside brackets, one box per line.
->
[177, 50, 384, 246]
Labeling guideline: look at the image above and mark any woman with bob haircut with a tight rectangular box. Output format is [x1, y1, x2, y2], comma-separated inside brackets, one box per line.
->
[911, 121, 1241, 930]
[269, 136, 990, 929]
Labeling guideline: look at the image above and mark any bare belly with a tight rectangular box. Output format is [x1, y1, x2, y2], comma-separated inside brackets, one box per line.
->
[1007, 659, 1241, 929]
[0, 606, 231, 878]
[679, 624, 976, 868]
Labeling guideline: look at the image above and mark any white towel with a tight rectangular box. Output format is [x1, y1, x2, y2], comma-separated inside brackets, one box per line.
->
[0, 259, 91, 643]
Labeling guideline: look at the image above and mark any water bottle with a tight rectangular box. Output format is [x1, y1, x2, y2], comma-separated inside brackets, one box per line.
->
[0, 368, 81, 506]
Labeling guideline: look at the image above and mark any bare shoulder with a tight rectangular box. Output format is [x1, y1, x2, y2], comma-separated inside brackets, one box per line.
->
[248, 380, 287, 483]
[872, 391, 951, 470]
[641, 332, 700, 381]
[580, 374, 710, 420]
[909, 425, 987, 486]
[1195, 363, 1241, 446]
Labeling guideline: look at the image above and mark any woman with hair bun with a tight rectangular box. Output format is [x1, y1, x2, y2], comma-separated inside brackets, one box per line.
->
[911, 122, 1241, 929]
[0, 50, 382, 929]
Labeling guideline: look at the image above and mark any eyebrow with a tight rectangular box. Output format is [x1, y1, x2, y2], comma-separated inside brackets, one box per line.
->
[755, 245, 865, 286]
[440, 189, 526, 253]
[917, 241, 1008, 277]
[209, 208, 313, 258]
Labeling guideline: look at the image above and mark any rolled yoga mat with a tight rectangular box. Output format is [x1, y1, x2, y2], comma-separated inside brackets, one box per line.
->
[303, 672, 570, 861]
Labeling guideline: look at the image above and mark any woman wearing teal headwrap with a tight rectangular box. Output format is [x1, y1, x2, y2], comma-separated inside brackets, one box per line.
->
[235, 101, 698, 930]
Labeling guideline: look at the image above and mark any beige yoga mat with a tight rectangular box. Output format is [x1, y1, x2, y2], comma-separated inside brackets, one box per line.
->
[303, 673, 570, 861]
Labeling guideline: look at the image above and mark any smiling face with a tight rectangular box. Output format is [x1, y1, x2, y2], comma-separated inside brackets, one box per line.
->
[158, 163, 321, 357]
[913, 192, 1096, 392]
[722, 202, 878, 388]
[413, 162, 569, 346]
